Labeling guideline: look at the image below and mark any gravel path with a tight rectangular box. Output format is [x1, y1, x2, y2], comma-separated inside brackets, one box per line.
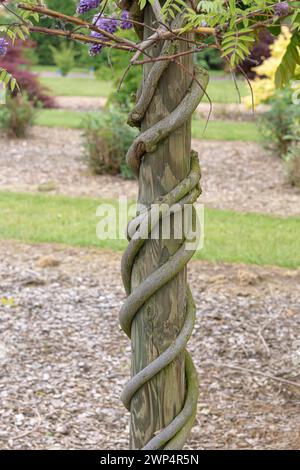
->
[1, 127, 299, 216]
[0, 241, 299, 450]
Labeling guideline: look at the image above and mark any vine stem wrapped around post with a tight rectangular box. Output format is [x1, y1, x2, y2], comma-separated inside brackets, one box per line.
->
[119, 2, 209, 450]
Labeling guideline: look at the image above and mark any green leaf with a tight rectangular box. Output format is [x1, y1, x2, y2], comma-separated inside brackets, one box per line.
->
[275, 32, 300, 88]
[10, 78, 17, 92]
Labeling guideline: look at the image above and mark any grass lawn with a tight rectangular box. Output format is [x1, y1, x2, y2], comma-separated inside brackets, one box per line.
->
[36, 109, 92, 129]
[39, 73, 247, 103]
[0, 191, 299, 269]
[204, 77, 248, 104]
[32, 65, 92, 74]
[35, 109, 261, 142]
[192, 119, 260, 142]
[40, 76, 112, 97]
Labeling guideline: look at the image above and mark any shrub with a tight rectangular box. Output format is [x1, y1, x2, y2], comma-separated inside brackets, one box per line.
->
[108, 64, 142, 113]
[0, 94, 36, 138]
[31, 0, 80, 66]
[0, 41, 56, 108]
[259, 89, 300, 188]
[258, 88, 300, 155]
[50, 43, 75, 76]
[95, 32, 141, 113]
[195, 37, 224, 70]
[285, 142, 300, 188]
[241, 30, 274, 79]
[244, 27, 293, 108]
[82, 109, 138, 178]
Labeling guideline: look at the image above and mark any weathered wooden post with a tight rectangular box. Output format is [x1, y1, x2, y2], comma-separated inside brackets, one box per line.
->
[119, 0, 208, 449]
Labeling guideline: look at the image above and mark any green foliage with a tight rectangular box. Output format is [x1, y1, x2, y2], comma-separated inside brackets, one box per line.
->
[0, 0, 40, 89]
[258, 87, 300, 154]
[30, 0, 81, 66]
[82, 109, 138, 178]
[0, 94, 36, 138]
[50, 43, 75, 76]
[2, 0, 299, 96]
[275, 31, 300, 87]
[184, 0, 300, 72]
[95, 30, 140, 112]
[195, 37, 224, 70]
[258, 82, 300, 187]
[221, 28, 255, 67]
[285, 141, 300, 187]
[108, 66, 142, 112]
[139, 0, 300, 76]
[0, 69, 18, 93]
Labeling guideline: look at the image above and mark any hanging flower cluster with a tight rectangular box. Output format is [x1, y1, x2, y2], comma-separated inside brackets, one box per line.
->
[0, 37, 8, 57]
[89, 15, 118, 55]
[120, 10, 133, 30]
[76, 1, 132, 55]
[77, 0, 101, 14]
[274, 1, 290, 17]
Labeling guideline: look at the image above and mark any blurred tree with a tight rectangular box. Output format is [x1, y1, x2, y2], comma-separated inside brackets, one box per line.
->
[0, 41, 56, 108]
[31, 0, 80, 65]
[242, 30, 274, 79]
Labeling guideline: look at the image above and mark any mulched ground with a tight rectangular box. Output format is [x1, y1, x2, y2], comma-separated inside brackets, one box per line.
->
[1, 127, 299, 217]
[0, 241, 299, 450]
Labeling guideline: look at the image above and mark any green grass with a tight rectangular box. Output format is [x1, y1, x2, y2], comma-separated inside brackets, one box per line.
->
[192, 119, 260, 141]
[40, 76, 112, 97]
[204, 77, 248, 104]
[38, 71, 247, 103]
[1, 191, 299, 269]
[35, 109, 90, 129]
[35, 109, 260, 142]
[32, 65, 92, 74]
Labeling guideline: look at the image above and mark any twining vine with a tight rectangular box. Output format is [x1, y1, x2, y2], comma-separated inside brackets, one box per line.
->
[120, 59, 208, 447]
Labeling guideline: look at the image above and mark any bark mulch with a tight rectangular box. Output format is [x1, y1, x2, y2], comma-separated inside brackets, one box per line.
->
[1, 241, 299, 450]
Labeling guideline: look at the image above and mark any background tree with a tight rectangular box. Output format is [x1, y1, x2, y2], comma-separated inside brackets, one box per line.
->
[0, 40, 55, 107]
[1, 0, 299, 450]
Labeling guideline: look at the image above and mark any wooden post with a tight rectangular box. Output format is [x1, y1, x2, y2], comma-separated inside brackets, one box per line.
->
[129, 4, 193, 449]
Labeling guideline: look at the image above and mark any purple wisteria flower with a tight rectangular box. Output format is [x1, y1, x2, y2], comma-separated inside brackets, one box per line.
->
[77, 0, 101, 14]
[0, 36, 8, 57]
[89, 16, 118, 56]
[120, 10, 133, 30]
[274, 1, 290, 17]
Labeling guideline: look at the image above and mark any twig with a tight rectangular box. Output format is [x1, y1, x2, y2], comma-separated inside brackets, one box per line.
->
[152, 0, 166, 28]
[237, 64, 255, 115]
[28, 25, 132, 51]
[5, 408, 42, 442]
[18, 3, 135, 47]
[257, 311, 282, 358]
[174, 59, 213, 135]
[204, 361, 300, 390]
[131, 46, 207, 66]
